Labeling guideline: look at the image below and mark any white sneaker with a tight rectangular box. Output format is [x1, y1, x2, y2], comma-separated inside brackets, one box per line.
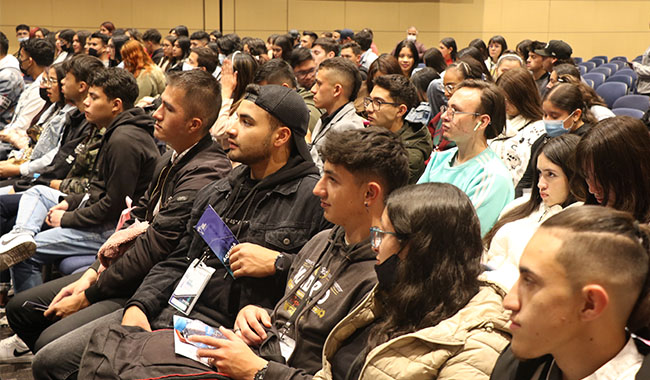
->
[0, 230, 36, 271]
[0, 334, 33, 363]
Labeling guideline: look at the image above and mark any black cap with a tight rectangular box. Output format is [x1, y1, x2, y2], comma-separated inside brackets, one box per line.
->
[243, 84, 312, 162]
[534, 40, 572, 60]
[339, 28, 354, 41]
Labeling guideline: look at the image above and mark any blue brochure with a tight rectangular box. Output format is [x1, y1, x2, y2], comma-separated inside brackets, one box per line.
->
[194, 205, 238, 278]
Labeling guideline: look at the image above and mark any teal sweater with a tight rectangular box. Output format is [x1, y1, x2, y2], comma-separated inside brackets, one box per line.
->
[418, 147, 514, 236]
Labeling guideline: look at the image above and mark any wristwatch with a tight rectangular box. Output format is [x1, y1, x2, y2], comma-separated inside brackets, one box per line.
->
[274, 253, 288, 273]
[254, 364, 268, 380]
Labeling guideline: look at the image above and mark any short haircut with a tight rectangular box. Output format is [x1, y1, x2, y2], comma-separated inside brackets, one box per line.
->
[190, 30, 210, 43]
[373, 74, 418, 113]
[318, 57, 362, 101]
[540, 205, 650, 333]
[90, 32, 109, 45]
[254, 59, 297, 88]
[340, 41, 362, 56]
[353, 30, 373, 51]
[288, 47, 313, 68]
[0, 32, 8, 56]
[528, 40, 546, 54]
[320, 127, 409, 197]
[303, 31, 318, 40]
[63, 54, 105, 84]
[167, 70, 222, 130]
[190, 46, 218, 73]
[313, 37, 338, 55]
[88, 67, 138, 110]
[142, 29, 162, 44]
[22, 38, 55, 67]
[454, 79, 506, 139]
[16, 24, 29, 33]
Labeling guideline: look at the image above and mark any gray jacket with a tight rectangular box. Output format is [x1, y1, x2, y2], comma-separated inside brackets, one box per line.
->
[309, 102, 365, 173]
[0, 55, 24, 128]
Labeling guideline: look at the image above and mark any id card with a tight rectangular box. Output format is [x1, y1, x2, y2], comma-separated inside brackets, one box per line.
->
[195, 205, 238, 278]
[169, 259, 216, 315]
[278, 334, 296, 361]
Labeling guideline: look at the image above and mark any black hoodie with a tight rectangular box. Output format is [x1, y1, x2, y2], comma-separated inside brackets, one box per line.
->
[61, 107, 160, 229]
[126, 154, 331, 330]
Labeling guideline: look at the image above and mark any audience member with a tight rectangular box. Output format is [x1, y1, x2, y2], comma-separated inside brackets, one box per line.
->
[483, 134, 584, 288]
[526, 41, 550, 96]
[169, 25, 189, 38]
[288, 48, 324, 134]
[631, 44, 650, 95]
[469, 38, 489, 61]
[515, 39, 533, 61]
[406, 67, 439, 126]
[169, 36, 191, 71]
[576, 116, 650, 223]
[356, 54, 401, 114]
[142, 28, 164, 63]
[309, 57, 364, 172]
[494, 51, 524, 79]
[53, 29, 74, 64]
[516, 83, 595, 195]
[311, 37, 338, 66]
[486, 35, 507, 77]
[534, 39, 574, 74]
[99, 21, 115, 36]
[72, 31, 90, 55]
[439, 37, 457, 65]
[189, 31, 209, 48]
[271, 34, 293, 62]
[490, 67, 546, 185]
[185, 46, 218, 73]
[353, 29, 377, 70]
[491, 206, 650, 380]
[548, 64, 615, 121]
[418, 79, 514, 236]
[87, 32, 110, 66]
[120, 40, 166, 102]
[365, 74, 432, 183]
[158, 35, 176, 71]
[300, 31, 317, 49]
[0, 32, 24, 128]
[392, 40, 419, 78]
[422, 47, 447, 74]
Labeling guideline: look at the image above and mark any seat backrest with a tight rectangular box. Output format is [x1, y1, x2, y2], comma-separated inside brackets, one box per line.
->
[617, 68, 638, 81]
[578, 65, 587, 75]
[610, 56, 628, 62]
[581, 61, 596, 71]
[612, 107, 645, 119]
[589, 58, 605, 67]
[573, 57, 583, 64]
[601, 63, 619, 73]
[612, 95, 650, 112]
[609, 61, 625, 70]
[607, 75, 633, 88]
[584, 78, 594, 88]
[596, 82, 628, 108]
[591, 55, 608, 63]
[583, 72, 606, 88]
[591, 66, 611, 77]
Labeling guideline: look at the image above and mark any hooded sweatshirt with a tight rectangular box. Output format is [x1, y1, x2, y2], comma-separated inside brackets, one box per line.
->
[125, 154, 329, 330]
[264, 225, 378, 379]
[61, 107, 160, 229]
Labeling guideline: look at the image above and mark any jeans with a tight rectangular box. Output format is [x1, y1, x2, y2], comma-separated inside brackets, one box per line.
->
[8, 185, 114, 293]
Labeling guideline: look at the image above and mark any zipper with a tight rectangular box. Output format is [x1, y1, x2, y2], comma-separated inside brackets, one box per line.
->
[145, 161, 175, 221]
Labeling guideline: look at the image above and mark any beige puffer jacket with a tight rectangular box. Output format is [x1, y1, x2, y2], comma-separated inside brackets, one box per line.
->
[313, 283, 511, 380]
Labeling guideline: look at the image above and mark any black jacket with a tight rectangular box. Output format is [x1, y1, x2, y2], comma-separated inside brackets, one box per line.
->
[84, 134, 232, 303]
[61, 107, 160, 229]
[125, 155, 330, 330]
[490, 340, 650, 380]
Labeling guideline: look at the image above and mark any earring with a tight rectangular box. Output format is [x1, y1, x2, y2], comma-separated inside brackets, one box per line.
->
[364, 202, 369, 208]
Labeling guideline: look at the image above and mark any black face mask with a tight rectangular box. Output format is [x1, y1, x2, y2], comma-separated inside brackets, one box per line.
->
[39, 87, 49, 101]
[19, 58, 29, 76]
[87, 48, 99, 57]
[374, 254, 400, 290]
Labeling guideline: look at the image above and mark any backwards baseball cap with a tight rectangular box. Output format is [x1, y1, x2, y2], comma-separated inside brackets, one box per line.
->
[534, 40, 573, 60]
[339, 28, 354, 41]
[243, 84, 312, 162]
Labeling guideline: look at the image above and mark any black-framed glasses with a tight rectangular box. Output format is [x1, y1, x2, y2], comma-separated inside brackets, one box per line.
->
[363, 97, 401, 111]
[294, 66, 316, 78]
[370, 227, 399, 250]
[440, 105, 481, 121]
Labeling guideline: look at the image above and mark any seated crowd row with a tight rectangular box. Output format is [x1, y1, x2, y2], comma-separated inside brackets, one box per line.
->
[0, 21, 648, 380]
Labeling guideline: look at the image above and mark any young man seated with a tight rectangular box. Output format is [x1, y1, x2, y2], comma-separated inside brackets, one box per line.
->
[77, 127, 410, 379]
[491, 206, 650, 379]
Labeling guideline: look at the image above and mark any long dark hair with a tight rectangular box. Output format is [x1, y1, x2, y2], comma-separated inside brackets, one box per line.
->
[175, 36, 191, 60]
[50, 62, 67, 108]
[496, 67, 543, 121]
[366, 54, 401, 93]
[488, 35, 508, 62]
[440, 37, 457, 61]
[575, 116, 650, 223]
[230, 52, 259, 102]
[544, 83, 597, 126]
[484, 134, 584, 248]
[392, 40, 420, 77]
[422, 47, 446, 74]
[367, 183, 483, 348]
[272, 34, 293, 62]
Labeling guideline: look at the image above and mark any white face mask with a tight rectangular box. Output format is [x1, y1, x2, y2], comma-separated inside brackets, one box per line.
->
[17, 37, 29, 43]
[218, 53, 226, 65]
[182, 62, 197, 71]
[406, 35, 416, 42]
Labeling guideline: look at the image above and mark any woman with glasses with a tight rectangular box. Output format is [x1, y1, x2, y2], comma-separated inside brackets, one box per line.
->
[312, 183, 511, 380]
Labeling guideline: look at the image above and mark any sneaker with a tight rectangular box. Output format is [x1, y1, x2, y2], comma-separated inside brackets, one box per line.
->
[0, 231, 36, 271]
[0, 334, 33, 363]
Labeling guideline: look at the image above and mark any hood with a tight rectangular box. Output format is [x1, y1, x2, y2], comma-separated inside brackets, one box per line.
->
[103, 107, 155, 140]
[326, 225, 376, 264]
[400, 120, 433, 151]
[227, 154, 318, 193]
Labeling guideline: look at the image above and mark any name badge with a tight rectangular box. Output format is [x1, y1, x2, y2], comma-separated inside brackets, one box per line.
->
[169, 258, 215, 315]
[195, 205, 238, 278]
[278, 334, 296, 361]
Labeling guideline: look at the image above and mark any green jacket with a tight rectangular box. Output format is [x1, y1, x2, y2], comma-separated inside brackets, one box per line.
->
[397, 120, 433, 184]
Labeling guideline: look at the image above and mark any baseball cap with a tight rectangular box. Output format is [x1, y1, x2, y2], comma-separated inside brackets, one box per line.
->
[534, 40, 573, 60]
[242, 84, 312, 162]
[339, 29, 354, 42]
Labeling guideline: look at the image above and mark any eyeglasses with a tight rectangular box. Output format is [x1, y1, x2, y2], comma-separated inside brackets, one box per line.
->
[444, 83, 456, 94]
[363, 97, 401, 111]
[42, 78, 55, 87]
[294, 67, 315, 78]
[440, 105, 481, 121]
[370, 227, 399, 250]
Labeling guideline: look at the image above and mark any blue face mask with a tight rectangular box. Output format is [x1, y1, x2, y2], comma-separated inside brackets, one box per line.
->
[544, 111, 575, 137]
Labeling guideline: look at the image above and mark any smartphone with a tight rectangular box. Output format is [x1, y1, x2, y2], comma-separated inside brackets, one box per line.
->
[22, 300, 48, 312]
